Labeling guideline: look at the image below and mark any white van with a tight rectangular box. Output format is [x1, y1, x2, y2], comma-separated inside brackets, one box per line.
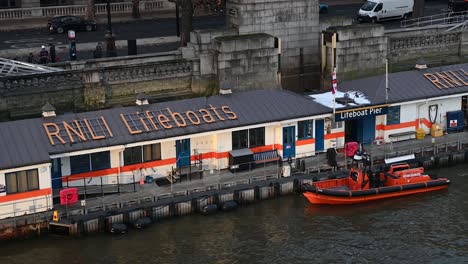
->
[357, 0, 414, 23]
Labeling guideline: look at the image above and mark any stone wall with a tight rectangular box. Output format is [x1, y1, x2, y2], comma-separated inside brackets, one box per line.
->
[227, 0, 320, 91]
[387, 27, 466, 70]
[213, 33, 280, 91]
[322, 24, 468, 87]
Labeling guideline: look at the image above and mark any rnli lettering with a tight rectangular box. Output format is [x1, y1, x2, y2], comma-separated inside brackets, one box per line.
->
[121, 105, 237, 135]
[43, 105, 238, 145]
[335, 106, 388, 122]
[423, 68, 468, 89]
[43, 116, 113, 145]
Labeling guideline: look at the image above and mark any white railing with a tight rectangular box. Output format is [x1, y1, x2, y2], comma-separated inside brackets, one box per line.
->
[400, 11, 468, 28]
[0, 0, 174, 20]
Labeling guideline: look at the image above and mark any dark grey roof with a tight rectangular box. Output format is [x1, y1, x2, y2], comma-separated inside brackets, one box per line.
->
[337, 63, 468, 106]
[0, 89, 330, 170]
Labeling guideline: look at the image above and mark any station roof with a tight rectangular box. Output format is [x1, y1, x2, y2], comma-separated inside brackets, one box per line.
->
[336, 63, 468, 107]
[0, 89, 330, 170]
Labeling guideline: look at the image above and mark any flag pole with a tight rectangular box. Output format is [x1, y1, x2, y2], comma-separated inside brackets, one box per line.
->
[332, 67, 337, 122]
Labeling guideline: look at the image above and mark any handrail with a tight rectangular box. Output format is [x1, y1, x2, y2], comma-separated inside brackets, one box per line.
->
[401, 11, 468, 28]
[0, 0, 173, 21]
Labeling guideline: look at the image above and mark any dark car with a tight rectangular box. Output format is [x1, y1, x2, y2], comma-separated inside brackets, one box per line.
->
[47, 15, 97, 34]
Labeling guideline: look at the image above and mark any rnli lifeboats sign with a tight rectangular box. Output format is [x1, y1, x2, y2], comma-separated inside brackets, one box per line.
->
[43, 105, 237, 145]
[335, 105, 388, 122]
[423, 68, 468, 89]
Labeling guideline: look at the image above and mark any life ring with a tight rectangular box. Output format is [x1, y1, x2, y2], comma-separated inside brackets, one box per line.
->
[287, 156, 292, 165]
[66, 193, 73, 201]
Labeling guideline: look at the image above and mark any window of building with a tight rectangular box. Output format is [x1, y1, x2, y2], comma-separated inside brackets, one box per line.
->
[0, 0, 18, 8]
[387, 106, 401, 125]
[249, 127, 265, 148]
[298, 120, 313, 139]
[124, 143, 162, 165]
[70, 151, 110, 174]
[232, 128, 265, 150]
[332, 120, 343, 129]
[5, 169, 39, 194]
[232, 130, 249, 150]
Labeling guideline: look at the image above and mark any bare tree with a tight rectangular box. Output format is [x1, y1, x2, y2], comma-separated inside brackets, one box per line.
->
[85, 0, 96, 20]
[178, 0, 194, 46]
[132, 0, 141, 19]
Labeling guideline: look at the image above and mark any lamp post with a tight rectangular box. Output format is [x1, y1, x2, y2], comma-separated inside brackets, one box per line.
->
[106, 0, 112, 34]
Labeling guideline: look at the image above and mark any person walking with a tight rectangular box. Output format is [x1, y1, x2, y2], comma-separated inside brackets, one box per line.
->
[93, 42, 103, 59]
[39, 45, 49, 64]
[49, 43, 56, 63]
[27, 52, 35, 63]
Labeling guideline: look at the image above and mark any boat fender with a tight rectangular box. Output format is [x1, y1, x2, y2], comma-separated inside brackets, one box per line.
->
[426, 179, 450, 187]
[318, 188, 350, 197]
[350, 189, 377, 197]
[221, 201, 238, 211]
[376, 185, 402, 194]
[401, 182, 426, 191]
[110, 223, 128, 234]
[201, 204, 218, 215]
[134, 217, 152, 229]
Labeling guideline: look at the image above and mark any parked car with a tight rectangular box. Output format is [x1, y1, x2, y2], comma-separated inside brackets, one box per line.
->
[47, 15, 97, 34]
[319, 3, 329, 14]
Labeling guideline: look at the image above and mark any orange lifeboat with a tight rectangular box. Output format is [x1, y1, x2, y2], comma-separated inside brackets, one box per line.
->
[303, 163, 450, 205]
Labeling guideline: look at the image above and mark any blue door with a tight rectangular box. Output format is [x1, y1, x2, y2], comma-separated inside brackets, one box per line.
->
[51, 158, 62, 189]
[282, 126, 296, 159]
[315, 119, 324, 152]
[176, 139, 191, 168]
[362, 116, 376, 144]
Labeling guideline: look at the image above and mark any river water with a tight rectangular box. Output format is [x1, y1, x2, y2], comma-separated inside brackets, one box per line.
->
[1, 164, 467, 264]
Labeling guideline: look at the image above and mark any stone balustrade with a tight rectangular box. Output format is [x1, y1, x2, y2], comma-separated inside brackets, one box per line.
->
[0, 0, 173, 20]
[390, 32, 461, 50]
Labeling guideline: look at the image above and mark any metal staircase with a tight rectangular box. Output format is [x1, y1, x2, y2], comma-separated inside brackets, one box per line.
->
[0, 58, 62, 77]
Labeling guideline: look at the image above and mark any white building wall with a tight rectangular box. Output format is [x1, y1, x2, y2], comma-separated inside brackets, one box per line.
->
[216, 132, 232, 170]
[0, 163, 53, 219]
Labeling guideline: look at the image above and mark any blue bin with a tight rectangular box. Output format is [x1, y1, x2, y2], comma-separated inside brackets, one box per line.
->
[446, 110, 464, 133]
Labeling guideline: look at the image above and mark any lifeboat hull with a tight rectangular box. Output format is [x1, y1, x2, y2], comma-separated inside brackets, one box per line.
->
[303, 179, 450, 205]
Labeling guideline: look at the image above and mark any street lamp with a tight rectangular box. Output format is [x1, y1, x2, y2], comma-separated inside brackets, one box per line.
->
[106, 0, 112, 34]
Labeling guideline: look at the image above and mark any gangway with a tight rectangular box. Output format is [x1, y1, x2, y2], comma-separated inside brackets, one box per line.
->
[0, 58, 63, 77]
[400, 11, 468, 28]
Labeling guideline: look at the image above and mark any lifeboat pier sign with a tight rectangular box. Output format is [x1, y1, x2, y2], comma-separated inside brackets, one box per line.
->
[335, 105, 389, 122]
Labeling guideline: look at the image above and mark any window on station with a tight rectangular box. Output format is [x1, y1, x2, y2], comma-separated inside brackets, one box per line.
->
[70, 151, 110, 174]
[124, 143, 162, 165]
[5, 169, 39, 194]
[249, 127, 265, 148]
[332, 120, 343, 129]
[298, 120, 314, 139]
[387, 106, 401, 125]
[232, 127, 265, 150]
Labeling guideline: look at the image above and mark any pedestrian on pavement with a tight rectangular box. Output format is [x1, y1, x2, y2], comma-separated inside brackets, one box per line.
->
[49, 43, 56, 63]
[27, 52, 35, 64]
[93, 42, 103, 59]
[39, 45, 49, 64]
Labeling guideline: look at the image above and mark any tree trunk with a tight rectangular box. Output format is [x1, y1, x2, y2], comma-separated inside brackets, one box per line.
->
[413, 0, 425, 18]
[178, 0, 193, 46]
[85, 0, 96, 20]
[132, 0, 141, 19]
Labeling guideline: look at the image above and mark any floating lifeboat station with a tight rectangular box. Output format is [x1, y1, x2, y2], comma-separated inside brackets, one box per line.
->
[0, 63, 466, 238]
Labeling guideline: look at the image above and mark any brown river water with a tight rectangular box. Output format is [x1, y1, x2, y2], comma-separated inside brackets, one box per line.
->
[0, 164, 467, 264]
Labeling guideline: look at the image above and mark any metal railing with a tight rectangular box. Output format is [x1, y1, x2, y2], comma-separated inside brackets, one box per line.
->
[400, 11, 468, 28]
[0, 195, 52, 223]
[0, 0, 174, 21]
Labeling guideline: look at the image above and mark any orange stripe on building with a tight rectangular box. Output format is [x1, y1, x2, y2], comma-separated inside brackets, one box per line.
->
[376, 121, 417, 131]
[250, 145, 277, 153]
[324, 131, 344, 140]
[0, 188, 52, 203]
[297, 138, 316, 146]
